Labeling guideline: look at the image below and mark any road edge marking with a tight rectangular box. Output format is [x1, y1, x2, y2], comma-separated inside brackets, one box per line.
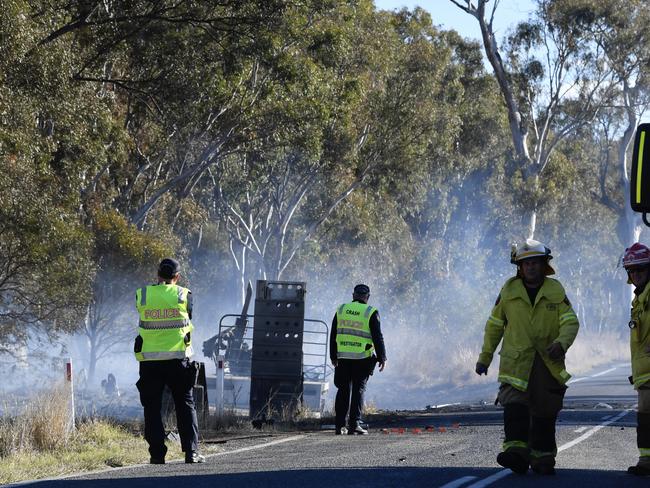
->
[438, 475, 478, 488]
[558, 409, 630, 452]
[464, 469, 511, 488]
[452, 409, 633, 488]
[4, 434, 304, 487]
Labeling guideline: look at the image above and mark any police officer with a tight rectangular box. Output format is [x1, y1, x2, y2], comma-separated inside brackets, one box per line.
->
[475, 239, 579, 475]
[330, 284, 387, 435]
[622, 243, 650, 476]
[134, 258, 204, 464]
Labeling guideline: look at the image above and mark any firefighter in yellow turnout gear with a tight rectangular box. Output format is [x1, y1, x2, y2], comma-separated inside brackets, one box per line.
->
[622, 243, 650, 477]
[475, 240, 579, 475]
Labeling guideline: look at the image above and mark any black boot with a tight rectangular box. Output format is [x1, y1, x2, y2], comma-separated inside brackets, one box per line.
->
[628, 465, 650, 476]
[497, 449, 529, 474]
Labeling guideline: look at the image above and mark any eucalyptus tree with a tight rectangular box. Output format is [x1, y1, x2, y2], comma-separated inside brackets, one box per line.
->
[35, 0, 339, 231]
[0, 0, 109, 352]
[450, 0, 615, 238]
[207, 5, 476, 301]
[548, 0, 650, 247]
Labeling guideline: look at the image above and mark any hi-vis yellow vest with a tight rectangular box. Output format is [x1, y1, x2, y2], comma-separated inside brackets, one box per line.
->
[134, 284, 193, 361]
[336, 301, 376, 360]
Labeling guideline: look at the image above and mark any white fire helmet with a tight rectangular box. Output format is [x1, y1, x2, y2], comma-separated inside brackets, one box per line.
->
[510, 239, 555, 275]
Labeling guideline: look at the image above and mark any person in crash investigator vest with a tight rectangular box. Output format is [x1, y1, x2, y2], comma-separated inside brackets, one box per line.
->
[330, 284, 387, 435]
[475, 239, 579, 475]
[621, 242, 650, 477]
[134, 258, 205, 464]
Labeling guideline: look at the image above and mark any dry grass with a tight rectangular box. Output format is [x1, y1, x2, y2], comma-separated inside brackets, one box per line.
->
[0, 386, 228, 484]
[209, 409, 252, 432]
[0, 418, 161, 484]
[363, 400, 379, 415]
[0, 386, 70, 457]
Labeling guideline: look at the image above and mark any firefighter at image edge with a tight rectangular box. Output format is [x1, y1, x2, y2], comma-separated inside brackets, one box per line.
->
[330, 284, 387, 435]
[475, 239, 579, 476]
[134, 258, 205, 464]
[621, 243, 650, 476]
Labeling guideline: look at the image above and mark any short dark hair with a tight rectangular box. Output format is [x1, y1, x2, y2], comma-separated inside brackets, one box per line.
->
[158, 258, 180, 279]
[353, 284, 370, 295]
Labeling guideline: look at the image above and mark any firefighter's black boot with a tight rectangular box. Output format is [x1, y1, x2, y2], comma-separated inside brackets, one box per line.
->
[497, 403, 530, 474]
[628, 412, 650, 476]
[529, 416, 557, 475]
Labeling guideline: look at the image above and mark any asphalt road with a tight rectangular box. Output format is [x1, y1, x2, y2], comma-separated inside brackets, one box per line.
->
[8, 363, 647, 488]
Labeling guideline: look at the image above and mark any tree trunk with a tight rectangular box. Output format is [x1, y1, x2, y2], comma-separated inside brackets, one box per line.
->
[239, 245, 247, 307]
[88, 333, 97, 384]
[527, 210, 537, 240]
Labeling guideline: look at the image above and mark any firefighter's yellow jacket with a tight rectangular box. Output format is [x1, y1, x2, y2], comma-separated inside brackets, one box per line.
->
[630, 284, 650, 389]
[478, 277, 579, 391]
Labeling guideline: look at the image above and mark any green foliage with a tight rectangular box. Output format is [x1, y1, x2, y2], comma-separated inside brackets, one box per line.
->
[92, 209, 171, 271]
[0, 0, 645, 383]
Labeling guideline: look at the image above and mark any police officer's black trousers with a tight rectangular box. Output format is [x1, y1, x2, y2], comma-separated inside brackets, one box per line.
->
[334, 358, 374, 429]
[136, 359, 198, 458]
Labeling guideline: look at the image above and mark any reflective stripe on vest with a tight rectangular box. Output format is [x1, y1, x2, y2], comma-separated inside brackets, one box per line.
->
[139, 319, 190, 330]
[138, 349, 192, 361]
[338, 351, 372, 360]
[135, 284, 193, 362]
[336, 301, 375, 360]
[336, 327, 373, 339]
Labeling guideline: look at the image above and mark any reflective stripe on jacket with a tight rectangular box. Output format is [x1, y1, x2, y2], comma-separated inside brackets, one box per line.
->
[478, 277, 579, 391]
[631, 285, 650, 389]
[336, 301, 376, 360]
[135, 284, 193, 362]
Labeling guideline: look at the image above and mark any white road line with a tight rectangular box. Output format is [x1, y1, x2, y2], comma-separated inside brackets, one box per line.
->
[438, 475, 478, 488]
[5, 435, 304, 487]
[464, 469, 511, 488]
[601, 415, 613, 421]
[566, 377, 586, 384]
[206, 435, 304, 457]
[558, 409, 630, 452]
[444, 409, 633, 488]
[567, 366, 618, 385]
[590, 367, 617, 378]
[573, 426, 588, 433]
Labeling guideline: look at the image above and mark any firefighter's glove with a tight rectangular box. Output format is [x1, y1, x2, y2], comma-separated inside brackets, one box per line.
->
[475, 362, 488, 376]
[546, 342, 565, 361]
